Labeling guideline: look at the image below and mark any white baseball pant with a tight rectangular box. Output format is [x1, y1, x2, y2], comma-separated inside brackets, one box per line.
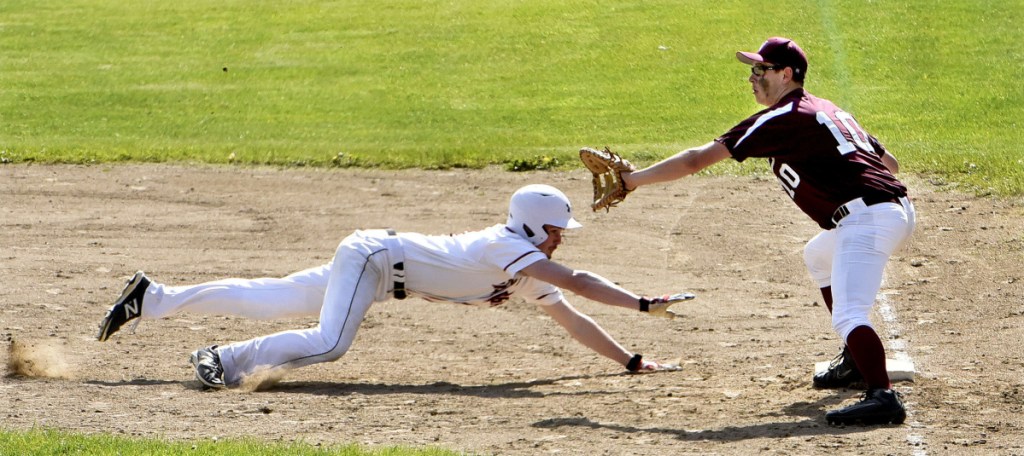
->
[142, 265, 330, 320]
[803, 197, 916, 341]
[140, 230, 399, 385]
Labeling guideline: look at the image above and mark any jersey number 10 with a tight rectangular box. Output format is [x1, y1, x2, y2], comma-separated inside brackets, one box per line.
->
[816, 110, 875, 155]
[773, 110, 876, 198]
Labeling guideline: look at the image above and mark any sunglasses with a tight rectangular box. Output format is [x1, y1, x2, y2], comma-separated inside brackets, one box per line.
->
[750, 65, 784, 76]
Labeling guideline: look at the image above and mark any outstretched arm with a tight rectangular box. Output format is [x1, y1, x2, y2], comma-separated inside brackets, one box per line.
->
[623, 141, 731, 191]
[542, 299, 633, 366]
[541, 298, 676, 371]
[521, 259, 694, 318]
[521, 260, 640, 311]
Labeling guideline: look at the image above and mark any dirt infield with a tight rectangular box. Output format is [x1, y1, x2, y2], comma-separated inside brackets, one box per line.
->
[2, 164, 1023, 455]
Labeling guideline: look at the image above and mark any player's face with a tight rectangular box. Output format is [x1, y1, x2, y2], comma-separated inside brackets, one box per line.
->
[748, 63, 785, 106]
[537, 225, 564, 259]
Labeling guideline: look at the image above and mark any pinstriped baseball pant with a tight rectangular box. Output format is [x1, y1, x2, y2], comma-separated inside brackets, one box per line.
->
[142, 230, 396, 386]
[218, 231, 394, 385]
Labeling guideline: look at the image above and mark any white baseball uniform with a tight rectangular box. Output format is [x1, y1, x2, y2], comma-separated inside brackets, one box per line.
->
[139, 226, 562, 385]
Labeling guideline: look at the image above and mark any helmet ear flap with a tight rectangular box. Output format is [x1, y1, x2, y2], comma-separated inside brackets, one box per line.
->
[522, 224, 535, 238]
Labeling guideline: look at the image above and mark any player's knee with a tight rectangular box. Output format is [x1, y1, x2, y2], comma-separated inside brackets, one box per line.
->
[803, 232, 834, 285]
[315, 332, 356, 362]
[802, 239, 824, 265]
[803, 250, 830, 287]
[303, 344, 349, 365]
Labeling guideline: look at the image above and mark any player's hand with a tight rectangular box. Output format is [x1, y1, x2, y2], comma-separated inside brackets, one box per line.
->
[640, 292, 696, 319]
[626, 354, 682, 373]
[635, 360, 682, 372]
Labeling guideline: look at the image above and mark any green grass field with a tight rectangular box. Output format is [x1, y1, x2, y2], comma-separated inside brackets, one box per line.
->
[1, 0, 1021, 454]
[2, 0, 1022, 194]
[0, 428, 459, 456]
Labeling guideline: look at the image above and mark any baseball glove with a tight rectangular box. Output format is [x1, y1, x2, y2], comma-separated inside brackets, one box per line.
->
[640, 292, 696, 319]
[579, 147, 636, 212]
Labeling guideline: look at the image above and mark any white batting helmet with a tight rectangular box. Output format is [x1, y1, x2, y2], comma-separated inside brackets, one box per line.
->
[506, 184, 582, 246]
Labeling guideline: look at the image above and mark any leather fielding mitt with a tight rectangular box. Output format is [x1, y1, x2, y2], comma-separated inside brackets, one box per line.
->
[579, 147, 636, 212]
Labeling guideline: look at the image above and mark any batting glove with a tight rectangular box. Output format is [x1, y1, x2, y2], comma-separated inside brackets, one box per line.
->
[626, 354, 682, 372]
[639, 292, 696, 319]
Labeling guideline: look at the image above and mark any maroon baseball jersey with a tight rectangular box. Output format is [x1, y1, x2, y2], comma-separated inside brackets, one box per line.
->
[716, 88, 907, 229]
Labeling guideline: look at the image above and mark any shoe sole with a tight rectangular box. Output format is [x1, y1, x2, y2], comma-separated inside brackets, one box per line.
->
[813, 378, 866, 389]
[827, 411, 907, 426]
[96, 271, 147, 342]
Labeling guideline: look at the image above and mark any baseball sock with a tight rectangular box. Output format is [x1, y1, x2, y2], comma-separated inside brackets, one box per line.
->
[820, 286, 833, 314]
[845, 325, 891, 389]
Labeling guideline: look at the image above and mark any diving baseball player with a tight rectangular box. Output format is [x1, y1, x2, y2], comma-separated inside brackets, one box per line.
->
[97, 184, 694, 388]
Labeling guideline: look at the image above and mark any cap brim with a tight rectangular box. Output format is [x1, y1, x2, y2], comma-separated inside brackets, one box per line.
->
[565, 218, 583, 229]
[736, 51, 764, 65]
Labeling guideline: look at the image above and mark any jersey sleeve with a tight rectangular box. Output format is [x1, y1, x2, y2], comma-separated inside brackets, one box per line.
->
[868, 134, 888, 158]
[486, 236, 548, 278]
[717, 101, 799, 162]
[486, 236, 564, 306]
[516, 277, 564, 306]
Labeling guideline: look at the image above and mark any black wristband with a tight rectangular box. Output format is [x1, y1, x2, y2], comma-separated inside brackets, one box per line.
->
[638, 297, 650, 312]
[626, 354, 643, 372]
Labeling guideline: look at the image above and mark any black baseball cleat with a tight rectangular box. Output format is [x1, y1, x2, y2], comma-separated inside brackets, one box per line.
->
[97, 271, 151, 341]
[826, 388, 907, 425]
[813, 346, 864, 389]
[189, 345, 227, 389]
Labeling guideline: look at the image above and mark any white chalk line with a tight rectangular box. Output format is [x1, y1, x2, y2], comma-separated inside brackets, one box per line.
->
[818, 1, 926, 449]
[665, 181, 927, 453]
[878, 287, 927, 456]
[658, 145, 924, 453]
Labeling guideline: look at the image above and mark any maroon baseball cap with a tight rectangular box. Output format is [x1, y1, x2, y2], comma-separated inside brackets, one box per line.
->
[736, 37, 808, 81]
